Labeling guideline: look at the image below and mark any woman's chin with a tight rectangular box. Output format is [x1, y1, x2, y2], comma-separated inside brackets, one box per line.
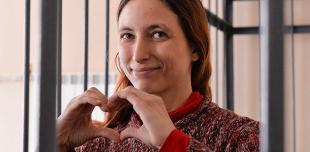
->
[132, 83, 158, 94]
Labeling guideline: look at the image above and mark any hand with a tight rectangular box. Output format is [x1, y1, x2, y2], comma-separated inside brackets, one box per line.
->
[116, 86, 176, 149]
[57, 87, 122, 150]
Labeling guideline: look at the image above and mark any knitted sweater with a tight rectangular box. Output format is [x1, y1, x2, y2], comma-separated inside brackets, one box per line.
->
[75, 92, 259, 152]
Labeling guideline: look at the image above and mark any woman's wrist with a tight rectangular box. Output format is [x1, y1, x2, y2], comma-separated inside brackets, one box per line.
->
[57, 123, 72, 150]
[57, 133, 71, 152]
[157, 125, 176, 149]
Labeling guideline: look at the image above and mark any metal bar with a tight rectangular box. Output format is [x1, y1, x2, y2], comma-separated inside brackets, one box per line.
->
[208, 0, 213, 12]
[260, 0, 284, 151]
[234, 27, 260, 34]
[215, 0, 219, 104]
[205, 9, 233, 32]
[223, 0, 234, 110]
[285, 25, 310, 33]
[208, 0, 210, 10]
[105, 0, 110, 96]
[233, 0, 259, 1]
[207, 0, 211, 32]
[38, 0, 58, 151]
[233, 25, 310, 35]
[84, 0, 89, 91]
[56, 0, 62, 117]
[290, 0, 296, 151]
[23, 0, 31, 151]
[293, 25, 310, 33]
[208, 0, 211, 29]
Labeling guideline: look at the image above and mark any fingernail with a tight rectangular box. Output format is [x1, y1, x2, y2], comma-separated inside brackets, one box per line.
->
[99, 106, 109, 112]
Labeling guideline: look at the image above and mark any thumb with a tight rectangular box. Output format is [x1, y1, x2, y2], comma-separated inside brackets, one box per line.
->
[120, 126, 148, 143]
[120, 127, 140, 140]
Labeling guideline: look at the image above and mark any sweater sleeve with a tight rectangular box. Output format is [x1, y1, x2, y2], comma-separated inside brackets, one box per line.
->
[159, 129, 213, 152]
[224, 121, 260, 152]
[160, 123, 259, 152]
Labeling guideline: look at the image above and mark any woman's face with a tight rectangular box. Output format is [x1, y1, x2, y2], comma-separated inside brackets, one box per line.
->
[118, 0, 198, 94]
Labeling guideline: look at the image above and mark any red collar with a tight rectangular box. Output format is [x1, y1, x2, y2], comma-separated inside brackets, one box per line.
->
[168, 92, 204, 122]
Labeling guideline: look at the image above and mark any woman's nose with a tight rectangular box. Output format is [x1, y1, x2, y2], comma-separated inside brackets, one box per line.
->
[132, 38, 150, 63]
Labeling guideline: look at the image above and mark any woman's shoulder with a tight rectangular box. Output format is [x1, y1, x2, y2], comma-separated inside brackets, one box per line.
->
[205, 101, 259, 151]
[178, 98, 259, 129]
[192, 99, 259, 136]
[205, 100, 258, 125]
[177, 99, 259, 151]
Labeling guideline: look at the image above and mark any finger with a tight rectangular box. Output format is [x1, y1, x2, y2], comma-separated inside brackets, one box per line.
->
[75, 96, 104, 107]
[86, 87, 108, 101]
[65, 87, 107, 110]
[85, 88, 130, 112]
[65, 96, 107, 114]
[117, 86, 142, 107]
[121, 125, 150, 143]
[117, 87, 157, 118]
[91, 120, 105, 128]
[105, 93, 131, 111]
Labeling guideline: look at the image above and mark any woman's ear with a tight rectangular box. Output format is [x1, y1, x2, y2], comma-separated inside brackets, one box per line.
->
[191, 50, 199, 62]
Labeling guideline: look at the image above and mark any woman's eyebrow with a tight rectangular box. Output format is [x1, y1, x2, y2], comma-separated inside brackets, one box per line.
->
[118, 24, 172, 33]
[119, 26, 133, 32]
[147, 23, 170, 31]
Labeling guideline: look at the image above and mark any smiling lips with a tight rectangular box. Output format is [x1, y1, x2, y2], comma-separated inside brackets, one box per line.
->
[132, 66, 161, 78]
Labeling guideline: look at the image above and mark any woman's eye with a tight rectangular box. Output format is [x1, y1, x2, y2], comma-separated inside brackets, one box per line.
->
[121, 33, 134, 40]
[152, 31, 167, 39]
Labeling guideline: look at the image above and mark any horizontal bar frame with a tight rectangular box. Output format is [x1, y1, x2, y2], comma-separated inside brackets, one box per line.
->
[232, 25, 310, 35]
[206, 9, 310, 35]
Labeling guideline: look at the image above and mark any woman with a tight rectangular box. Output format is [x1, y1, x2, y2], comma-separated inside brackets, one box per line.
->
[57, 0, 259, 151]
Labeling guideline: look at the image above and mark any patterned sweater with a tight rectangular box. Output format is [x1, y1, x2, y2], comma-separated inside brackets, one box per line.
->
[75, 92, 259, 152]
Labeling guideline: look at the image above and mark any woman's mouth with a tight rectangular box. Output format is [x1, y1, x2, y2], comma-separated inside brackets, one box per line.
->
[132, 67, 161, 78]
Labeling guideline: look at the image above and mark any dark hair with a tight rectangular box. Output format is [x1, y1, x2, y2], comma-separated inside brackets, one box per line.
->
[104, 0, 212, 128]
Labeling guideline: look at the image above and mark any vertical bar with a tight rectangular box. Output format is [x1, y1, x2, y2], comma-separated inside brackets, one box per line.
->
[23, 0, 31, 151]
[105, 0, 110, 96]
[84, 0, 89, 91]
[56, 0, 62, 117]
[215, 0, 219, 104]
[290, 0, 296, 151]
[38, 0, 58, 151]
[223, 0, 234, 110]
[260, 0, 284, 151]
[207, 0, 211, 31]
[208, 0, 211, 10]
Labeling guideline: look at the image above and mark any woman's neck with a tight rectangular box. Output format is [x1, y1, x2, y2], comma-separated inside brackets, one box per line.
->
[157, 83, 193, 112]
